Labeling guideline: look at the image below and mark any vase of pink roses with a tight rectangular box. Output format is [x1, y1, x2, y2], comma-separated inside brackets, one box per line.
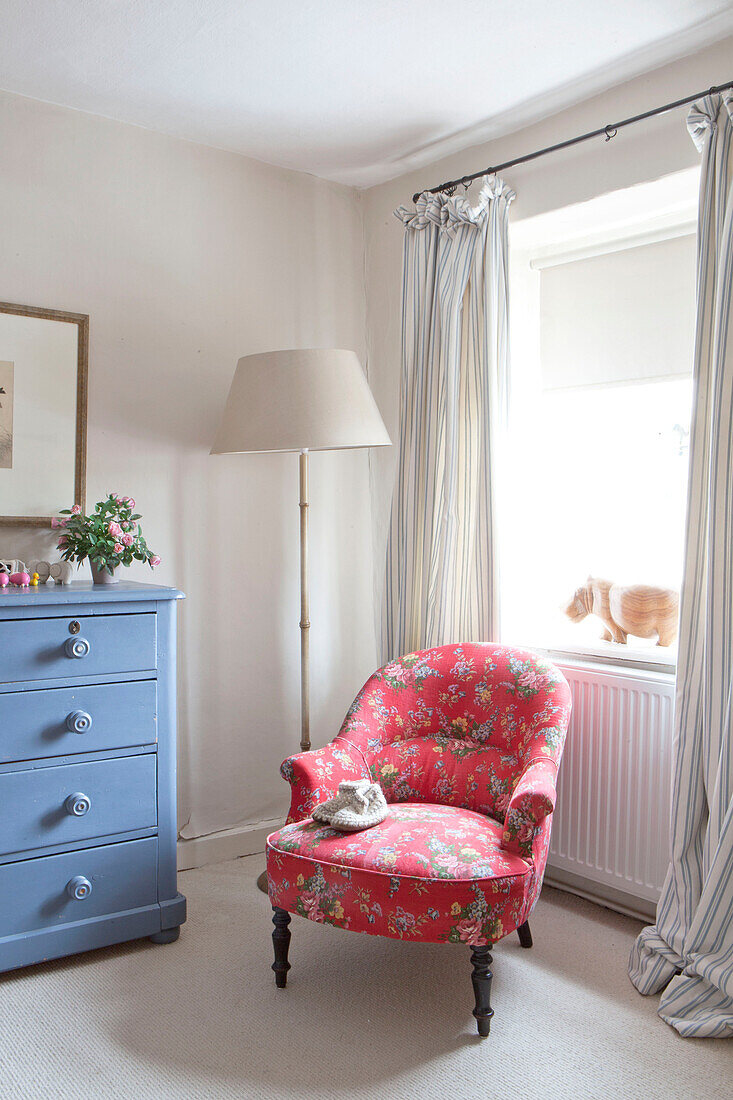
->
[53, 493, 161, 584]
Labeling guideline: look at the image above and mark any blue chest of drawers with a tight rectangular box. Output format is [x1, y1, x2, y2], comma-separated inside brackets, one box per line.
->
[0, 581, 186, 972]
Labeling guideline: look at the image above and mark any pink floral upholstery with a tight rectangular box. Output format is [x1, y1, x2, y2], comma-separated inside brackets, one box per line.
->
[268, 803, 530, 944]
[267, 643, 571, 946]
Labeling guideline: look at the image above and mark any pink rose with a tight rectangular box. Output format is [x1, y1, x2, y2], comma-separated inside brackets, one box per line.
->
[113, 542, 123, 554]
[434, 854, 465, 874]
[108, 521, 123, 537]
[51, 518, 65, 529]
[57, 535, 67, 547]
[121, 533, 134, 546]
[71, 504, 81, 515]
[456, 917, 486, 945]
[300, 891, 325, 922]
[150, 554, 161, 567]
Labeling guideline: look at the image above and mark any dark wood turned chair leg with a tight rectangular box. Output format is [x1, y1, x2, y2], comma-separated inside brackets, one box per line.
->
[271, 906, 292, 988]
[470, 945, 494, 1038]
[517, 920, 533, 949]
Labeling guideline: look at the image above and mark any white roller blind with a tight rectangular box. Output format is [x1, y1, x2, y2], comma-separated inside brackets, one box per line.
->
[540, 233, 696, 389]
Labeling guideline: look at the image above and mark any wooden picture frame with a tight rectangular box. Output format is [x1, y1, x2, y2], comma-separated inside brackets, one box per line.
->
[0, 300, 88, 526]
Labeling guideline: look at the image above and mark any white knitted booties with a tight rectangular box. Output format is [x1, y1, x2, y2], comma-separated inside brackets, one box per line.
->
[312, 779, 388, 832]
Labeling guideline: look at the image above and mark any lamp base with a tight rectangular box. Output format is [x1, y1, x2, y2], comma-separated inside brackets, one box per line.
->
[256, 869, 269, 894]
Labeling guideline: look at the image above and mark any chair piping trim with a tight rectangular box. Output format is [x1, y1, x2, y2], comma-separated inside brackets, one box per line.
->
[266, 837, 531, 885]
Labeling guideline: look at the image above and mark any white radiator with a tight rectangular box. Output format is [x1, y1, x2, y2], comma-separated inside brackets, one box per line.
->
[547, 660, 675, 917]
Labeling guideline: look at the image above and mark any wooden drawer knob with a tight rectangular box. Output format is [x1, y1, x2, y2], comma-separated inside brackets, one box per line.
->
[65, 792, 92, 817]
[66, 710, 93, 734]
[64, 636, 90, 659]
[66, 875, 93, 901]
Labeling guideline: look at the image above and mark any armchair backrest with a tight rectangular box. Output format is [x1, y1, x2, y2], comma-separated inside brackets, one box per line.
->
[335, 643, 571, 820]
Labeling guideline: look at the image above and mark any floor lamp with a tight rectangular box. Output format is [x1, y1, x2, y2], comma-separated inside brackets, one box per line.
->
[211, 349, 391, 892]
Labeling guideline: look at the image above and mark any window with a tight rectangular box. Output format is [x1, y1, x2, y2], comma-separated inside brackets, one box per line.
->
[500, 169, 699, 668]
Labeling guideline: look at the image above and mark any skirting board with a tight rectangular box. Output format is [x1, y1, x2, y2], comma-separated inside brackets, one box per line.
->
[544, 865, 658, 923]
[177, 818, 282, 871]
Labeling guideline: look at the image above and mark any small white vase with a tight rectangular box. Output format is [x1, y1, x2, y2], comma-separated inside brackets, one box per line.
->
[90, 562, 118, 585]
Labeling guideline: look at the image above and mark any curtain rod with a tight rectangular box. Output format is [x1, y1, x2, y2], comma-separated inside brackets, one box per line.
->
[411, 79, 733, 204]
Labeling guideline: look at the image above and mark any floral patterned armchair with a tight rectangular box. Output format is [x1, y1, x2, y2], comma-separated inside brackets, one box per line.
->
[266, 643, 571, 1036]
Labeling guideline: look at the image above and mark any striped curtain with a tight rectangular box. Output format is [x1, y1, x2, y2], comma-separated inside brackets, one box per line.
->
[382, 177, 514, 660]
[628, 92, 733, 1038]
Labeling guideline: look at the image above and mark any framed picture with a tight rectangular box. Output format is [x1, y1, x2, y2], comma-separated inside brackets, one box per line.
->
[0, 301, 88, 526]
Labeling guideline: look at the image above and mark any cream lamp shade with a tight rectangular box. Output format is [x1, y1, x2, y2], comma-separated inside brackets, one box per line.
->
[210, 348, 391, 454]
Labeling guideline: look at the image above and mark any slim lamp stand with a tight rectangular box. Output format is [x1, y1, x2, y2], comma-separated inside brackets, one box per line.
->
[298, 450, 311, 753]
[257, 450, 311, 894]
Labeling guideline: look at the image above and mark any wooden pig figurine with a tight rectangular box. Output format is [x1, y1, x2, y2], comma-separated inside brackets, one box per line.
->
[564, 577, 679, 647]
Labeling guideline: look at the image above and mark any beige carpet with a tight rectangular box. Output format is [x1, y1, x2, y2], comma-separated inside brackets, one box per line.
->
[0, 855, 730, 1100]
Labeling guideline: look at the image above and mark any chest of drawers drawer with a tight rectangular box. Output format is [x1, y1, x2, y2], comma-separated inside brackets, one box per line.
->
[0, 612, 157, 684]
[0, 838, 158, 940]
[0, 753, 157, 858]
[0, 680, 157, 764]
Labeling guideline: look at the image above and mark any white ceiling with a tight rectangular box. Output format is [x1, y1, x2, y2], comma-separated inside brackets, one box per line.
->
[1, 1, 732, 188]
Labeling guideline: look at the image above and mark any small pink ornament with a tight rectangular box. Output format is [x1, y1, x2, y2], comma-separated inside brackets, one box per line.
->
[0, 573, 8, 588]
[9, 572, 30, 587]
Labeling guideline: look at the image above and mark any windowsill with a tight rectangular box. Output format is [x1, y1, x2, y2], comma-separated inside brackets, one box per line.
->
[506, 637, 677, 677]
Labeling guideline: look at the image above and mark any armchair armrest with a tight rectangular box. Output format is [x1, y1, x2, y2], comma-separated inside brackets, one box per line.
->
[501, 758, 558, 859]
[280, 738, 368, 823]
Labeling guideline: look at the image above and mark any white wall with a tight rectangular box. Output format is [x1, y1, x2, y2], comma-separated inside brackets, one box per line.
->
[360, 36, 733, 603]
[0, 90, 377, 848]
[1, 33, 730, 862]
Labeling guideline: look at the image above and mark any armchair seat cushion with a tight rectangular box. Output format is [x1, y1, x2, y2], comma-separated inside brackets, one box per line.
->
[266, 802, 533, 945]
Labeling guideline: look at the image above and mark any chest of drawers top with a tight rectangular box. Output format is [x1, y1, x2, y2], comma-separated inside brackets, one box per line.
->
[0, 580, 182, 614]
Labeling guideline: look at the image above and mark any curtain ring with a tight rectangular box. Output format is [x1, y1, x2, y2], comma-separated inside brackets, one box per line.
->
[604, 125, 617, 142]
